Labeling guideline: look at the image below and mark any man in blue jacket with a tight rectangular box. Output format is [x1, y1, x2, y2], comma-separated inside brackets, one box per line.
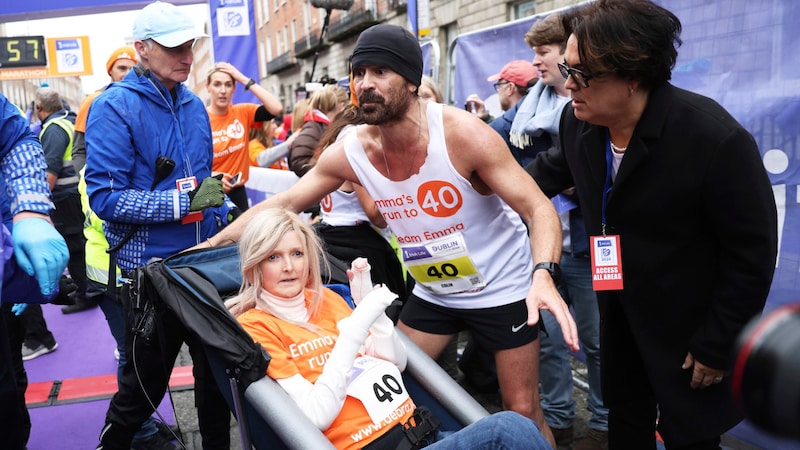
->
[85, 2, 231, 449]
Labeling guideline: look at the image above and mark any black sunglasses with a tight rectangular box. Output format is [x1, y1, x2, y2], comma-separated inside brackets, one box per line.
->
[557, 60, 602, 88]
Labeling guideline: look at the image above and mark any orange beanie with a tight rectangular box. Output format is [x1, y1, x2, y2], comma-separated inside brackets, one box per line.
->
[106, 46, 138, 75]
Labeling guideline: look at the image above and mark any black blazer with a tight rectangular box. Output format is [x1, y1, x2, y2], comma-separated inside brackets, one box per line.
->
[528, 82, 778, 444]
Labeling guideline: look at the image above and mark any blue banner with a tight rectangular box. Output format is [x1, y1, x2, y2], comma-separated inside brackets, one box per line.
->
[209, 0, 260, 104]
[453, 15, 540, 109]
[407, 0, 418, 38]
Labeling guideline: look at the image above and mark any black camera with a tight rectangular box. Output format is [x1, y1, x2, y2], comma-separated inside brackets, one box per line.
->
[731, 304, 800, 439]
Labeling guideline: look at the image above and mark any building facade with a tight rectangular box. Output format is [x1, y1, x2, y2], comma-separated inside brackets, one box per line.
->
[252, 0, 582, 111]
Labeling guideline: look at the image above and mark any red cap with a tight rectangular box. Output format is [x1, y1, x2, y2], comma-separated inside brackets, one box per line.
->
[487, 60, 538, 87]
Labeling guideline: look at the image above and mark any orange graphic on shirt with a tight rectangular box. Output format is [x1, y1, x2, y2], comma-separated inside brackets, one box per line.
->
[418, 180, 463, 218]
[321, 194, 333, 213]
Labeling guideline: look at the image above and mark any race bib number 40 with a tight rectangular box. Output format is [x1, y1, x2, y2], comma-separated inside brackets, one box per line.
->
[346, 356, 410, 424]
[402, 232, 485, 294]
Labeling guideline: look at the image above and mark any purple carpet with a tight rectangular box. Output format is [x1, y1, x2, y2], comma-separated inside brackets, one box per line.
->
[25, 303, 177, 450]
[24, 304, 117, 381]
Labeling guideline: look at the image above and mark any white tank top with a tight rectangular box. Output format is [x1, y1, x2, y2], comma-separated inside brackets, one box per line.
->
[343, 102, 532, 309]
[320, 189, 371, 226]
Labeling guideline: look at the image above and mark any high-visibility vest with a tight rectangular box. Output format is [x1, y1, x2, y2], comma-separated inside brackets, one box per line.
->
[78, 168, 120, 286]
[40, 117, 79, 187]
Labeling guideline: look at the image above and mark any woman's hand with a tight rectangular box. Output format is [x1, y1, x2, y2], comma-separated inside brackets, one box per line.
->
[215, 61, 247, 85]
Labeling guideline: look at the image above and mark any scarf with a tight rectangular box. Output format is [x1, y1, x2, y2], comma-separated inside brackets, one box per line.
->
[509, 82, 571, 150]
[304, 109, 331, 125]
[255, 288, 309, 323]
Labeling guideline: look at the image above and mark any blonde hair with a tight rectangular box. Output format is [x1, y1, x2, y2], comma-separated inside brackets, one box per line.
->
[419, 76, 444, 103]
[206, 66, 234, 85]
[249, 119, 276, 148]
[309, 84, 348, 116]
[291, 99, 311, 133]
[225, 208, 327, 322]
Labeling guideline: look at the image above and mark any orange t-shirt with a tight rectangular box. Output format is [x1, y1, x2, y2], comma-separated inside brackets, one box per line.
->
[237, 288, 414, 449]
[208, 103, 261, 183]
[74, 90, 103, 133]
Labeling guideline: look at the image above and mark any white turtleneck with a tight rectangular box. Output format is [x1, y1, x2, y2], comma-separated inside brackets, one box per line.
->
[255, 289, 309, 323]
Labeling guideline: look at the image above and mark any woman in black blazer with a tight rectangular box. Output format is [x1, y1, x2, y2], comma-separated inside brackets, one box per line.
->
[527, 1, 778, 448]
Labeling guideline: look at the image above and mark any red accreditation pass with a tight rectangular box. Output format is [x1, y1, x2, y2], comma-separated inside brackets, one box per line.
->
[176, 176, 203, 224]
[590, 235, 624, 290]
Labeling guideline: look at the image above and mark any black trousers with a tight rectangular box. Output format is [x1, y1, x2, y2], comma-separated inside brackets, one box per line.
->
[0, 302, 30, 450]
[51, 191, 88, 298]
[99, 287, 231, 449]
[20, 303, 56, 347]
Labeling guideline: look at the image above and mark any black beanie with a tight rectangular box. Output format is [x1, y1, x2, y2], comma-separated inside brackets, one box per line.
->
[351, 23, 423, 87]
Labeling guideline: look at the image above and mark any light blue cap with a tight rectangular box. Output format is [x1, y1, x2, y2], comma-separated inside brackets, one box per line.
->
[132, 1, 208, 48]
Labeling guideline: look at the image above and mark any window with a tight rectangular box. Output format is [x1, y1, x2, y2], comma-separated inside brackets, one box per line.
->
[512, 0, 536, 20]
[283, 25, 290, 55]
[303, 2, 311, 37]
[259, 40, 267, 77]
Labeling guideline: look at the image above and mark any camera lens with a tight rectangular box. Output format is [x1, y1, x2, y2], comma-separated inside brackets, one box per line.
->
[731, 304, 800, 438]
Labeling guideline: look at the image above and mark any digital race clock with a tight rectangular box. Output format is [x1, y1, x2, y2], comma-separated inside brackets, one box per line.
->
[0, 36, 47, 69]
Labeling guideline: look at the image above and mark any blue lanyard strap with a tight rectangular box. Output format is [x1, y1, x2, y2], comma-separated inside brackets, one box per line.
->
[602, 130, 614, 236]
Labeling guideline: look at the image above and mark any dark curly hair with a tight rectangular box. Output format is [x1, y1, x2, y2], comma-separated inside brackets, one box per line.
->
[562, 0, 682, 90]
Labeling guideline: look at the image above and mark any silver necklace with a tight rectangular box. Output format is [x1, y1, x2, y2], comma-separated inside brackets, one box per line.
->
[610, 141, 627, 154]
[382, 101, 423, 179]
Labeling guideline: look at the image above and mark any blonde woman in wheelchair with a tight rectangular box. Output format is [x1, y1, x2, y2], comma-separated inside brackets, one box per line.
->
[226, 208, 550, 449]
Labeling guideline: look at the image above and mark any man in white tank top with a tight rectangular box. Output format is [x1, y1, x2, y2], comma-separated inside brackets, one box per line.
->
[204, 23, 578, 448]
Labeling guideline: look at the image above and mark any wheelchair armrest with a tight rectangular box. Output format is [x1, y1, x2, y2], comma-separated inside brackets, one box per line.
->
[398, 329, 490, 426]
[244, 377, 336, 450]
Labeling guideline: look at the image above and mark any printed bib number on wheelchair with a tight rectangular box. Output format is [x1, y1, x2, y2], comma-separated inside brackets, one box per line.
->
[347, 356, 411, 423]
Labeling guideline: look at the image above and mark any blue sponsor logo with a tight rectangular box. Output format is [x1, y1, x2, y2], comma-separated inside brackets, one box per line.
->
[64, 53, 79, 67]
[56, 39, 80, 50]
[226, 11, 243, 28]
[402, 247, 431, 261]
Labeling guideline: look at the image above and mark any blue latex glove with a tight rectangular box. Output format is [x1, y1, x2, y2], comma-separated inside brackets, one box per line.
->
[12, 303, 27, 316]
[12, 217, 69, 296]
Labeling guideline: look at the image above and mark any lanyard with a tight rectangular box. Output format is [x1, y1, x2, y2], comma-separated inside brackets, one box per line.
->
[602, 130, 614, 236]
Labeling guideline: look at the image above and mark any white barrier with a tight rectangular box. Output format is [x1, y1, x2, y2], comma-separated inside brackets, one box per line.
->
[244, 167, 300, 207]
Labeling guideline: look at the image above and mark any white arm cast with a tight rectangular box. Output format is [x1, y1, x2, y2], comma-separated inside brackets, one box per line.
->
[363, 314, 407, 371]
[349, 258, 406, 369]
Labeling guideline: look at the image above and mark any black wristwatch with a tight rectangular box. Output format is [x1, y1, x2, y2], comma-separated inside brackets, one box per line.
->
[533, 262, 561, 284]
